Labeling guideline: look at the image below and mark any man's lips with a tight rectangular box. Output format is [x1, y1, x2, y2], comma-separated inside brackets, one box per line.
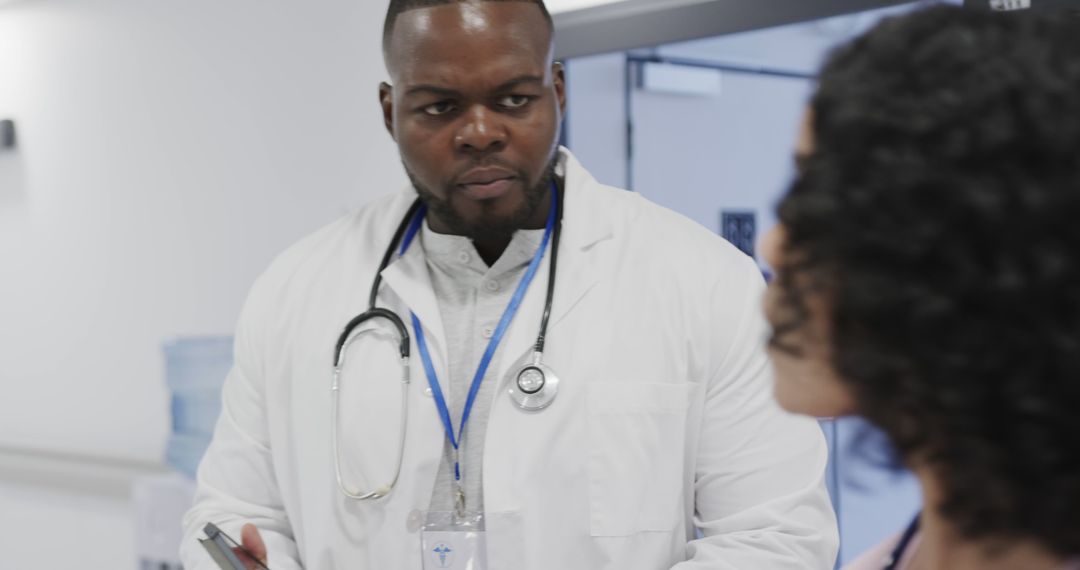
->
[458, 178, 517, 201]
[456, 168, 517, 200]
[457, 167, 516, 186]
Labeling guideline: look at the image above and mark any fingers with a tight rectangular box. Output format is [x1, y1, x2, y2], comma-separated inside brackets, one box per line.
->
[230, 546, 261, 570]
[236, 523, 268, 569]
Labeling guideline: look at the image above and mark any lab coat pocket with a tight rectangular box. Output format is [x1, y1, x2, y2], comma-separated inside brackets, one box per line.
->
[587, 382, 692, 537]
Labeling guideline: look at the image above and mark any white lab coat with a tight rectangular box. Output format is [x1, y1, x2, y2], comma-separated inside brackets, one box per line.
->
[181, 150, 838, 569]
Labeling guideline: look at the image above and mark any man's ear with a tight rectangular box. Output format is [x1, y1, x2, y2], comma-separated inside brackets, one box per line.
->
[552, 62, 567, 119]
[379, 82, 395, 139]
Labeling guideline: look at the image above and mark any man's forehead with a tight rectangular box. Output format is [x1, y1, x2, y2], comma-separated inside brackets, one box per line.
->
[404, 2, 494, 36]
[398, 57, 549, 93]
[386, 2, 553, 79]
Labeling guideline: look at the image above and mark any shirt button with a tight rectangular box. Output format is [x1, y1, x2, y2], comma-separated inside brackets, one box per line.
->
[458, 251, 471, 264]
[424, 387, 434, 397]
[484, 279, 500, 293]
[481, 325, 495, 339]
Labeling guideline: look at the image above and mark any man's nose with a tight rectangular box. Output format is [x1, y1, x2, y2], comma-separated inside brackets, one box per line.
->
[454, 105, 507, 155]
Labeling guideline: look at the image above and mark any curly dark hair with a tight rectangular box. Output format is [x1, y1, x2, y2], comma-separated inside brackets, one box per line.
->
[776, 5, 1080, 556]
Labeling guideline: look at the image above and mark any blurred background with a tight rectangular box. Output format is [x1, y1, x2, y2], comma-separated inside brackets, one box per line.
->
[0, 0, 958, 567]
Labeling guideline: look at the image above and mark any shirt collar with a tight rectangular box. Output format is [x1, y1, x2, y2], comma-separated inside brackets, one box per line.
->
[420, 219, 545, 285]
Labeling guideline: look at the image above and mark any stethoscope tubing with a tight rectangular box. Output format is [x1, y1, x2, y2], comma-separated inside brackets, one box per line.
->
[331, 179, 563, 500]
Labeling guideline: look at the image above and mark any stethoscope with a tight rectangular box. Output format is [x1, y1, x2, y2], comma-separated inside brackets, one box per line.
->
[883, 512, 921, 570]
[330, 181, 563, 501]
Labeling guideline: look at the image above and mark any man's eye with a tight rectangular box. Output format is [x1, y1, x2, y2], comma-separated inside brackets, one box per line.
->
[422, 101, 456, 116]
[499, 95, 532, 109]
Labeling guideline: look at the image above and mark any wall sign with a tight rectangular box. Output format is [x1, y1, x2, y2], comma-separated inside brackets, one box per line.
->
[0, 119, 14, 150]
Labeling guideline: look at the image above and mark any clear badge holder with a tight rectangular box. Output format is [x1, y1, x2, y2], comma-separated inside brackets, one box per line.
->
[421, 511, 487, 570]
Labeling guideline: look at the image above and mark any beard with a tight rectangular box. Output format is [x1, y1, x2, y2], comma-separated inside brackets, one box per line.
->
[405, 158, 556, 244]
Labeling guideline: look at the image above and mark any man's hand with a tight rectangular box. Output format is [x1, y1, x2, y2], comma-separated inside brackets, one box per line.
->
[232, 523, 268, 569]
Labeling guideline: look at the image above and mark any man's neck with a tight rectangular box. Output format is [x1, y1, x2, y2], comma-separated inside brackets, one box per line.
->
[473, 235, 513, 267]
[911, 469, 1066, 570]
[433, 181, 555, 267]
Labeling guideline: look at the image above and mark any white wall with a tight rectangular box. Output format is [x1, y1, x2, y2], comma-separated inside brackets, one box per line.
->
[0, 482, 134, 568]
[0, 0, 402, 462]
[0, 450, 148, 569]
[0, 1, 401, 567]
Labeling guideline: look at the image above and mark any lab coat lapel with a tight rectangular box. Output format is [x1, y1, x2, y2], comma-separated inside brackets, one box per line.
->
[490, 150, 614, 398]
[546, 149, 615, 330]
[380, 239, 450, 394]
[378, 230, 453, 514]
[484, 150, 615, 517]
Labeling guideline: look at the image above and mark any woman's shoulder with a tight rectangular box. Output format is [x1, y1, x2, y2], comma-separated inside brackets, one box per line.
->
[842, 531, 918, 570]
[842, 536, 895, 570]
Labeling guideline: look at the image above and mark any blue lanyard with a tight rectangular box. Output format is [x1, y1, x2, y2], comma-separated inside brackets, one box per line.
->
[396, 184, 558, 485]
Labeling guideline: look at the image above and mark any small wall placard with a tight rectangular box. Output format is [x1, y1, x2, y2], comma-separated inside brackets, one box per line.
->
[0, 120, 15, 149]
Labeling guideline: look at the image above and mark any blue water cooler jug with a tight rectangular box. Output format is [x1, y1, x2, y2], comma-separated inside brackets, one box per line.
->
[163, 337, 234, 478]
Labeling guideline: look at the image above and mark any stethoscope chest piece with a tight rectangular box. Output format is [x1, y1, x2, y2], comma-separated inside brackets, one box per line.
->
[509, 352, 559, 411]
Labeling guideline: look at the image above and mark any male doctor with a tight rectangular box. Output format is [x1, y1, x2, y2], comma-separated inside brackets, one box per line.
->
[180, 1, 838, 568]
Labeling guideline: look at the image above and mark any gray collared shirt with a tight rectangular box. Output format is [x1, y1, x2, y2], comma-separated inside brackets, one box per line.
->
[420, 221, 546, 513]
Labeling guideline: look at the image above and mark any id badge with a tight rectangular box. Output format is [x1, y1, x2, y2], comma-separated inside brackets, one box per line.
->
[421, 511, 487, 570]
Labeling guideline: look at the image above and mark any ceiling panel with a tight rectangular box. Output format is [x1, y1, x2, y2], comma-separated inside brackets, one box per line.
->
[553, 0, 912, 59]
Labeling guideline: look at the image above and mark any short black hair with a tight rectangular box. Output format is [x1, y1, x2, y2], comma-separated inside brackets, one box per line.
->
[775, 6, 1080, 556]
[383, 0, 553, 52]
